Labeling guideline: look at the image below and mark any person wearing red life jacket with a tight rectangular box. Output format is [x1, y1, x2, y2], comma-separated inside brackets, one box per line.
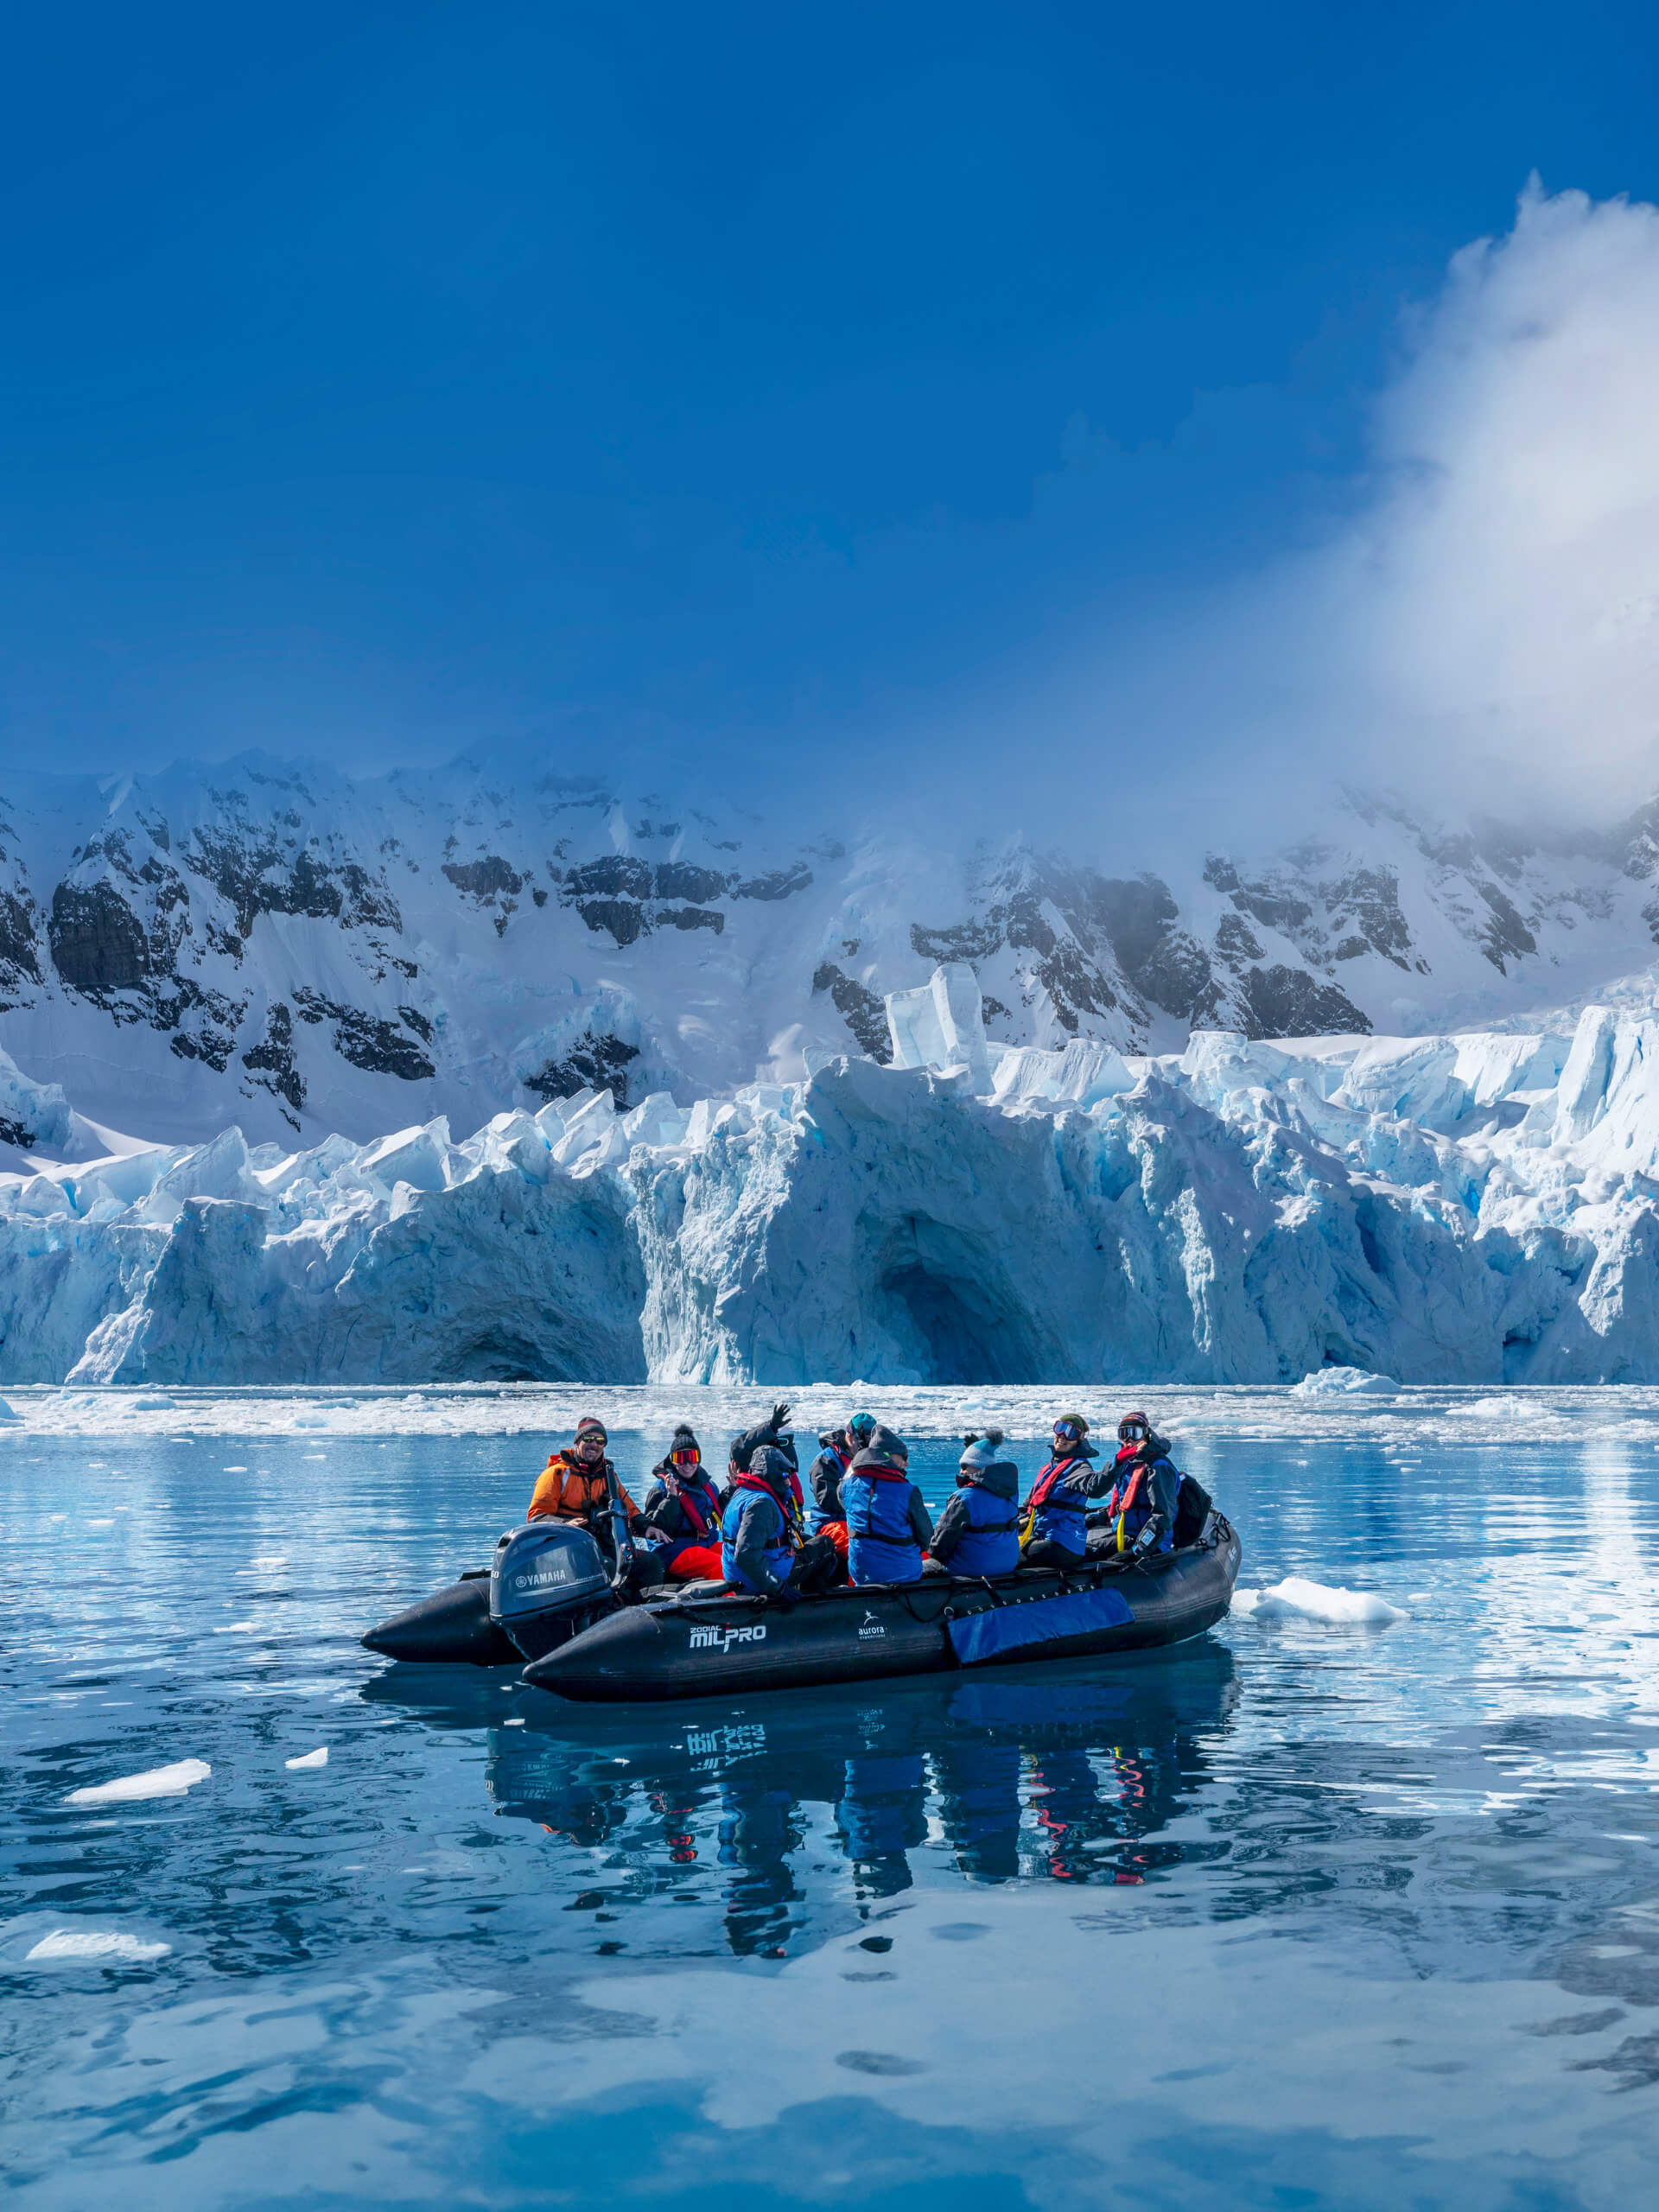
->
[1020, 1413, 1113, 1567]
[842, 1426, 933, 1586]
[639, 1423, 725, 1581]
[1092, 1411, 1184, 1556]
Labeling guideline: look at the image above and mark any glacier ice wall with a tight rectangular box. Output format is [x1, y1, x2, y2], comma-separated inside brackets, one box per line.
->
[8, 994, 1659, 1385]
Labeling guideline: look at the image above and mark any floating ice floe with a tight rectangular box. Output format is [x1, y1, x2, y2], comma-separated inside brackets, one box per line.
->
[1233, 1577, 1409, 1626]
[24, 1928, 171, 1963]
[1292, 1368, 1400, 1398]
[0, 1396, 16, 1422]
[64, 1758, 211, 1807]
[285, 1747, 328, 1770]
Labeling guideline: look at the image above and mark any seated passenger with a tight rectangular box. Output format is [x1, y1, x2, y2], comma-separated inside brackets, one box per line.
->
[843, 1426, 933, 1586]
[929, 1430, 1020, 1577]
[1020, 1412, 1111, 1567]
[527, 1418, 643, 1552]
[720, 1444, 805, 1597]
[806, 1423, 855, 1531]
[1091, 1411, 1184, 1556]
[722, 1402, 801, 1509]
[639, 1424, 725, 1581]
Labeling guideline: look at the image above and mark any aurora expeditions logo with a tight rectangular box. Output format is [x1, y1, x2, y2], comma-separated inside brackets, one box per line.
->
[857, 1611, 886, 1640]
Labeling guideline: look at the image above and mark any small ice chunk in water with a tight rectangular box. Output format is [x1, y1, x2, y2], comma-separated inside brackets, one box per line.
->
[213, 1622, 256, 1633]
[24, 1929, 171, 1963]
[1235, 1577, 1408, 1625]
[65, 1758, 211, 1806]
[285, 1747, 328, 1770]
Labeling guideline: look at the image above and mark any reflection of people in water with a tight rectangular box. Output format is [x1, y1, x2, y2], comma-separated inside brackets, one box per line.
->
[931, 1737, 1023, 1882]
[836, 1750, 929, 1901]
[718, 1782, 805, 1957]
[1027, 1738, 1196, 1883]
[468, 1648, 1236, 1950]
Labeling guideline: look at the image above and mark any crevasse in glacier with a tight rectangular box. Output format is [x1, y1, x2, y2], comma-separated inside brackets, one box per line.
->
[5, 975, 1659, 1386]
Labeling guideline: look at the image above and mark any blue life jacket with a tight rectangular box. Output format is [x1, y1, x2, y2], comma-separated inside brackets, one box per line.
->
[1026, 1454, 1092, 1554]
[1104, 1455, 1180, 1554]
[946, 1481, 1020, 1576]
[720, 1476, 794, 1592]
[843, 1464, 924, 1585]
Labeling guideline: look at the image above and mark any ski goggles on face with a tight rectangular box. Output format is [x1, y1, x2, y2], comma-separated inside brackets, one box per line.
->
[1119, 1421, 1147, 1443]
[1053, 1421, 1083, 1442]
[669, 1446, 701, 1469]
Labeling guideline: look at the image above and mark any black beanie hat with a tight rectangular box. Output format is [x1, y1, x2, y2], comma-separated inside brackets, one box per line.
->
[670, 1422, 700, 1454]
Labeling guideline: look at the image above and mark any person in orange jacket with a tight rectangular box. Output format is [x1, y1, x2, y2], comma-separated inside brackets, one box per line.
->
[527, 1417, 643, 1545]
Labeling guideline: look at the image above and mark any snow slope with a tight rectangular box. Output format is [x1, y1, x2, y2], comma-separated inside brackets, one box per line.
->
[8, 968, 1659, 1386]
[9, 753, 1659, 1154]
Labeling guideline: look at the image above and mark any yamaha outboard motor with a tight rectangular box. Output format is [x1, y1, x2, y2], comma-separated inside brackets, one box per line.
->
[490, 1521, 618, 1662]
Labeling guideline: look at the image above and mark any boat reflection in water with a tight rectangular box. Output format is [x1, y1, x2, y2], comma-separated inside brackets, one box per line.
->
[363, 1643, 1236, 1959]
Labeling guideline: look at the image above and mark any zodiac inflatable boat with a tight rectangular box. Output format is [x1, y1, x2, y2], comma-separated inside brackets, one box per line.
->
[521, 1517, 1240, 1702]
[364, 1513, 1241, 1702]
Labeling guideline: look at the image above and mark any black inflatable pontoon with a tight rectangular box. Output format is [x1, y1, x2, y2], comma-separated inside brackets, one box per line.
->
[363, 1520, 625, 1665]
[519, 1517, 1241, 1703]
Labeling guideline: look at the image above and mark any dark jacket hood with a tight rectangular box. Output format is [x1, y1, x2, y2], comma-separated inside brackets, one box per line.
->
[849, 1445, 909, 1478]
[1116, 1429, 1173, 1468]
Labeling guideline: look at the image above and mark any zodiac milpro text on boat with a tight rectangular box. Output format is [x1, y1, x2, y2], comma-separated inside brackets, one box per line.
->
[1020, 1413, 1112, 1567]
[929, 1431, 1021, 1577]
[842, 1426, 933, 1586]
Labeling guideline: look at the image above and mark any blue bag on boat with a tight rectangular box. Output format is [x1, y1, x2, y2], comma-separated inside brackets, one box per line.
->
[947, 1585, 1134, 1666]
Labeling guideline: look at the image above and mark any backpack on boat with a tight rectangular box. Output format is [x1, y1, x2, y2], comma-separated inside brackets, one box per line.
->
[1172, 1471, 1213, 1548]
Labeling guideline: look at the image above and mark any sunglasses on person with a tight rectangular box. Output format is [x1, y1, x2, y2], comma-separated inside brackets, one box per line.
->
[576, 1432, 607, 1452]
[669, 1446, 701, 1469]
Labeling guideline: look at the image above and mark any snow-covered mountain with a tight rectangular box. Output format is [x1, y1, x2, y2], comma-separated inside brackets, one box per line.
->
[7, 751, 1659, 1153]
[6, 959, 1659, 1388]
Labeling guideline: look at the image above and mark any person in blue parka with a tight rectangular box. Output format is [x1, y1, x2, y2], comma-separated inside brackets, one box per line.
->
[1020, 1412, 1114, 1567]
[842, 1426, 933, 1586]
[720, 1445, 840, 1597]
[928, 1430, 1021, 1577]
[1090, 1411, 1185, 1556]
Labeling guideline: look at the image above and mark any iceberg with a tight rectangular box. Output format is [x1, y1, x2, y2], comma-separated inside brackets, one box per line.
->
[10, 980, 1659, 1386]
[1292, 1368, 1400, 1397]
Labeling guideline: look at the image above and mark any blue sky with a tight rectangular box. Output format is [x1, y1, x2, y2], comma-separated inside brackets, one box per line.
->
[3, 2, 1658, 795]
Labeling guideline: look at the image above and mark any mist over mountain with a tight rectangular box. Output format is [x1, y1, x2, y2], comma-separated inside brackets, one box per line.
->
[5, 747, 1659, 1159]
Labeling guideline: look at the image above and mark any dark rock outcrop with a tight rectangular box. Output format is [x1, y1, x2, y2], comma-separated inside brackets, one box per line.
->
[523, 1033, 640, 1108]
[812, 963, 893, 1061]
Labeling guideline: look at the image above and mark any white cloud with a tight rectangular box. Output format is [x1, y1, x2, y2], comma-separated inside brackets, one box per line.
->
[1003, 181, 1659, 848]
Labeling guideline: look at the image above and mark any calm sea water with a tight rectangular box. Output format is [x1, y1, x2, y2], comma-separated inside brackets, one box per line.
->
[3, 1409, 1658, 2209]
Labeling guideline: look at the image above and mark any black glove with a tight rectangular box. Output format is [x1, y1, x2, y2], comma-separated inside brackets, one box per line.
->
[769, 1402, 792, 1434]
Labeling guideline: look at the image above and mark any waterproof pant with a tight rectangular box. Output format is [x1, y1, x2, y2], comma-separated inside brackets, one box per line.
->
[666, 1540, 725, 1582]
[1020, 1538, 1088, 1571]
